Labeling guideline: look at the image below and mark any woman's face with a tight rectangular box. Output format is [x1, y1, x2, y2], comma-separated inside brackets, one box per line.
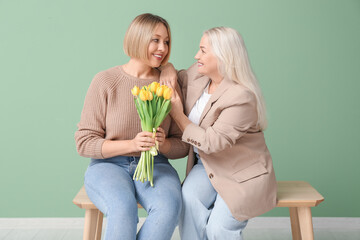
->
[194, 34, 218, 77]
[147, 23, 169, 68]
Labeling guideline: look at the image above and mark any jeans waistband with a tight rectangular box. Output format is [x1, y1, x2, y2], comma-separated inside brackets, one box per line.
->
[90, 154, 169, 167]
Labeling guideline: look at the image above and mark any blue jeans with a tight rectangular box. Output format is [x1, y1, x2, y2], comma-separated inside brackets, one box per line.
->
[179, 157, 248, 240]
[84, 155, 182, 240]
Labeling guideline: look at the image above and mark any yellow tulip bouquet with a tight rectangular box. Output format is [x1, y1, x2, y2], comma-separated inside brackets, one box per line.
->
[131, 82, 172, 187]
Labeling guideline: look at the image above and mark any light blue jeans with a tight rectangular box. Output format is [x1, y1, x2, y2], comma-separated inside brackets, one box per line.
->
[179, 157, 248, 240]
[84, 155, 182, 240]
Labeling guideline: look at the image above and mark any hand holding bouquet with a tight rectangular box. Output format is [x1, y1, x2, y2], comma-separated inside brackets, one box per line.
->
[131, 82, 172, 187]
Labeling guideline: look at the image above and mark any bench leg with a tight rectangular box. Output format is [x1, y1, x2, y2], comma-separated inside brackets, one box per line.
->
[289, 207, 314, 240]
[95, 211, 104, 240]
[289, 207, 301, 240]
[297, 207, 314, 240]
[83, 209, 104, 240]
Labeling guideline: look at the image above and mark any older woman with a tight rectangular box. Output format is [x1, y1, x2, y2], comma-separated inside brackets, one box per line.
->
[163, 27, 277, 240]
[75, 14, 188, 240]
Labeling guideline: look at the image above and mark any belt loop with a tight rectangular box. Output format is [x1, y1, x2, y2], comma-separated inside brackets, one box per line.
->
[131, 156, 140, 164]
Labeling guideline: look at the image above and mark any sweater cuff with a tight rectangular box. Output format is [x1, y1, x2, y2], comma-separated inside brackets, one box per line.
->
[163, 138, 188, 159]
[94, 139, 106, 159]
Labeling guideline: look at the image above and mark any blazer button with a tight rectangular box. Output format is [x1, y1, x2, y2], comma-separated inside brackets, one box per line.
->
[209, 173, 214, 179]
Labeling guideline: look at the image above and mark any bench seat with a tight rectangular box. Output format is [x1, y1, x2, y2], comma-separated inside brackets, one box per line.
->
[73, 181, 324, 240]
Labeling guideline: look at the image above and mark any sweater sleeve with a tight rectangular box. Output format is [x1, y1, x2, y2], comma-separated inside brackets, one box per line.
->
[74, 73, 108, 159]
[163, 120, 190, 159]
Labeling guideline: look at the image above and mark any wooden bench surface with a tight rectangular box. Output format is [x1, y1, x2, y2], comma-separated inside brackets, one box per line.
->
[73, 181, 324, 210]
[276, 181, 324, 207]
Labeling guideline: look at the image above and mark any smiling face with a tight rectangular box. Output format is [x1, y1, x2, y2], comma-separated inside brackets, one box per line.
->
[194, 34, 220, 78]
[147, 23, 169, 68]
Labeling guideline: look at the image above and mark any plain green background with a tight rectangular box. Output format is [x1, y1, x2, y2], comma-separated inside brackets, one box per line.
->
[1, 0, 359, 218]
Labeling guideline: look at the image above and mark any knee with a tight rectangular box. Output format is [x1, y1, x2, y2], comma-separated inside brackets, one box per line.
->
[181, 181, 197, 203]
[206, 219, 223, 240]
[159, 192, 182, 217]
[206, 216, 247, 240]
[181, 181, 205, 212]
[148, 191, 182, 224]
[106, 195, 138, 217]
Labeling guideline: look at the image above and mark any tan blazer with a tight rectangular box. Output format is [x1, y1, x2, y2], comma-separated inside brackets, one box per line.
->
[178, 64, 277, 221]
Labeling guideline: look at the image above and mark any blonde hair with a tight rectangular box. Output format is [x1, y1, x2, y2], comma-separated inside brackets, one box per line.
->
[204, 27, 268, 130]
[123, 13, 171, 65]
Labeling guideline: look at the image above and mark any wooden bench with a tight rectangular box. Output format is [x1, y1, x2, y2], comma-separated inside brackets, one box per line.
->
[73, 181, 324, 240]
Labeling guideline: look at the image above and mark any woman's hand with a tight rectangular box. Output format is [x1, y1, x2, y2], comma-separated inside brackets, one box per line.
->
[131, 131, 155, 152]
[159, 63, 177, 87]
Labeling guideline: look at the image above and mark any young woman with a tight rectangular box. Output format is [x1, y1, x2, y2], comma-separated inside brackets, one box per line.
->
[75, 13, 188, 240]
[163, 27, 277, 240]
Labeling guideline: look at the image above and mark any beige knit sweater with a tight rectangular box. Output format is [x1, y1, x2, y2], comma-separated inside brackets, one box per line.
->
[75, 66, 189, 160]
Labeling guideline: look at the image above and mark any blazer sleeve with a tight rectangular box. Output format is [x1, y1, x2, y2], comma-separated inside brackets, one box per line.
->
[74, 73, 108, 159]
[182, 89, 258, 155]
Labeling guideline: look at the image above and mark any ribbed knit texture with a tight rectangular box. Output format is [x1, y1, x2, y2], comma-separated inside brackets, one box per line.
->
[75, 66, 188, 160]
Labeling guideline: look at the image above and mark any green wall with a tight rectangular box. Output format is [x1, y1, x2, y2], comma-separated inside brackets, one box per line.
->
[1, 0, 359, 218]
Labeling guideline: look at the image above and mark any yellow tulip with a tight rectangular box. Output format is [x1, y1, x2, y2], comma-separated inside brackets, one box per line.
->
[149, 82, 159, 93]
[147, 91, 153, 100]
[163, 88, 172, 100]
[139, 89, 148, 101]
[156, 85, 165, 97]
[131, 86, 140, 96]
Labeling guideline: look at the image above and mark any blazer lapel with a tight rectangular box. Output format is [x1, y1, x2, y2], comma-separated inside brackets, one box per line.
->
[185, 75, 210, 115]
[199, 77, 234, 125]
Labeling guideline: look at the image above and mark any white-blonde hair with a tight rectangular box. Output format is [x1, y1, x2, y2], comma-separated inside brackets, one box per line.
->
[204, 27, 268, 130]
[123, 13, 171, 65]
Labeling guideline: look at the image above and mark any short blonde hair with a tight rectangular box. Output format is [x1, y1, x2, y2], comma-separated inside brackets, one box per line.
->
[123, 13, 171, 65]
[205, 27, 268, 130]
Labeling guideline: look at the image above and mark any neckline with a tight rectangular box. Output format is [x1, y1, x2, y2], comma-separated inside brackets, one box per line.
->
[204, 81, 212, 95]
[118, 65, 160, 82]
